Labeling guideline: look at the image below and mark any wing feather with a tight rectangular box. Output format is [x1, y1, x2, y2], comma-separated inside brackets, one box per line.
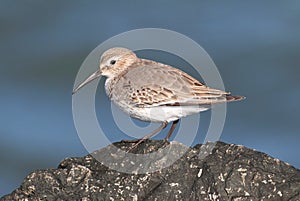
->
[113, 59, 243, 107]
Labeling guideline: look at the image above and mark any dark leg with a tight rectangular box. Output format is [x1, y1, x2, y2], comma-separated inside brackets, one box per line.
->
[128, 121, 168, 151]
[164, 119, 179, 141]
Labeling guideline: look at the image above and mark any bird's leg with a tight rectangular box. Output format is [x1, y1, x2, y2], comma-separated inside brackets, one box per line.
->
[164, 119, 179, 141]
[127, 121, 168, 151]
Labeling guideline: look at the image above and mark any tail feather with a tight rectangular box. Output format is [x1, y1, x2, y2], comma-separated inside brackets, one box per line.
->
[161, 95, 245, 107]
[226, 95, 245, 102]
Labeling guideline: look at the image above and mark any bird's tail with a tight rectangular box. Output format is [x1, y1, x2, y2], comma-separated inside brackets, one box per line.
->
[226, 95, 246, 102]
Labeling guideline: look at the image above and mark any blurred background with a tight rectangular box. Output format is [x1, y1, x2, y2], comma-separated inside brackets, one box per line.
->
[1, 0, 299, 197]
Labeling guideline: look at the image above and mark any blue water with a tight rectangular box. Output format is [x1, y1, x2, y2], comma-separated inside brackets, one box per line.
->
[1, 1, 300, 197]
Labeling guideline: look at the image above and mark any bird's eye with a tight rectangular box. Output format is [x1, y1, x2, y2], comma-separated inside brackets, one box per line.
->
[110, 60, 116, 65]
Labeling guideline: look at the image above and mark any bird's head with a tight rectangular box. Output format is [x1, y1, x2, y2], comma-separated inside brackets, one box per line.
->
[72, 47, 137, 94]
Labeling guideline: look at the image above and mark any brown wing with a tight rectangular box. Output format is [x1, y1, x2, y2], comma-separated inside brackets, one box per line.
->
[114, 60, 244, 107]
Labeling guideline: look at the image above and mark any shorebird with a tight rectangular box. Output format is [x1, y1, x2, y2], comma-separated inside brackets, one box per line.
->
[72, 47, 244, 150]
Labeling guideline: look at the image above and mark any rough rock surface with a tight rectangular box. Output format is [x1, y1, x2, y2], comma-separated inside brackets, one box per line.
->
[1, 140, 300, 201]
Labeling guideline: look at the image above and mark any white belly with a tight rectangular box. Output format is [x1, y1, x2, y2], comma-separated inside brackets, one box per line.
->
[114, 100, 210, 122]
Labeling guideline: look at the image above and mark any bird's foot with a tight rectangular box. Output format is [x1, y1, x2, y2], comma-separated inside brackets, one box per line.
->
[126, 139, 147, 152]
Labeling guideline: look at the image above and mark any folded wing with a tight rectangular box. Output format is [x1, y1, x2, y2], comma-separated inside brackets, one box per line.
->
[115, 60, 244, 107]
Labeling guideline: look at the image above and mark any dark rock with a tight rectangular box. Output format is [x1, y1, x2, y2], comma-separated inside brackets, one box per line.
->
[1, 140, 300, 200]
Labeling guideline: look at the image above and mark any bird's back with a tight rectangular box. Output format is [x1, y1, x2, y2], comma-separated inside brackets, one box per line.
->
[108, 59, 240, 108]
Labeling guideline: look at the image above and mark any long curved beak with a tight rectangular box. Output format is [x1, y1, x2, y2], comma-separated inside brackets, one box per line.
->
[72, 69, 102, 95]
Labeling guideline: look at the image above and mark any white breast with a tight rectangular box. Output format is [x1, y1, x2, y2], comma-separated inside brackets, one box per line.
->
[113, 99, 210, 122]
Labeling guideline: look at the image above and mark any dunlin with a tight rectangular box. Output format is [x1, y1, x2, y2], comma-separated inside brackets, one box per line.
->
[73, 47, 244, 150]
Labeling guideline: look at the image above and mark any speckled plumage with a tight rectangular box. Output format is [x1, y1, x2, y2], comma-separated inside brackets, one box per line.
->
[73, 47, 244, 149]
